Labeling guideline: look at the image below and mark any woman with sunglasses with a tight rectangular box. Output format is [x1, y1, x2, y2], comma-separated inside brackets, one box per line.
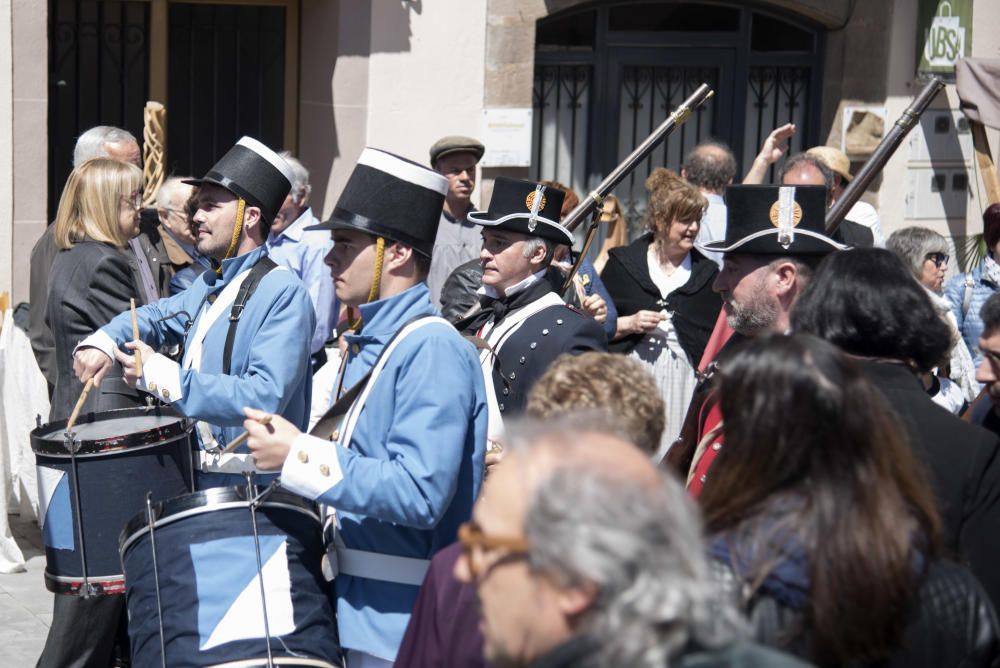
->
[46, 157, 147, 423]
[887, 226, 978, 412]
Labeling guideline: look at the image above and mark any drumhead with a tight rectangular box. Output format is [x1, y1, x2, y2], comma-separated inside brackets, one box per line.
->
[31, 407, 193, 457]
[119, 485, 321, 556]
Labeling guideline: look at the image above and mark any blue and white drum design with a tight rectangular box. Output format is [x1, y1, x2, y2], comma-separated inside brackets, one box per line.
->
[119, 486, 341, 668]
[31, 407, 196, 595]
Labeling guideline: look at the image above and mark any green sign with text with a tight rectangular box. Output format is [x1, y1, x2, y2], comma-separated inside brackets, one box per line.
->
[918, 0, 972, 77]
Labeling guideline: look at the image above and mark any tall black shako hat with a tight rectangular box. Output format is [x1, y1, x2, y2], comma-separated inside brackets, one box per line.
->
[700, 184, 848, 256]
[468, 177, 574, 245]
[183, 136, 293, 227]
[307, 148, 447, 257]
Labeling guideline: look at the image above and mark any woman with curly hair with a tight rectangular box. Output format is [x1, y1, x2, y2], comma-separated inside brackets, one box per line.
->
[600, 169, 719, 457]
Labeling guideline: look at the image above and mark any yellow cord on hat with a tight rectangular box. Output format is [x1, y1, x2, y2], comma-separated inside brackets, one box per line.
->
[347, 236, 385, 329]
[217, 197, 246, 273]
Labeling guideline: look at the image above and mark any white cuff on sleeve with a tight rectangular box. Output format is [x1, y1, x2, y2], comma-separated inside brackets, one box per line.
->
[137, 353, 184, 403]
[74, 330, 118, 362]
[280, 434, 343, 500]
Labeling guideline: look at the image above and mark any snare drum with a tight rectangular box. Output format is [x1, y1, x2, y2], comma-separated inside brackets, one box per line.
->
[119, 485, 341, 668]
[31, 406, 195, 595]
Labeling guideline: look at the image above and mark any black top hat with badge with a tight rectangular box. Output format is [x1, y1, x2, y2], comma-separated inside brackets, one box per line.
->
[468, 177, 574, 245]
[700, 184, 848, 256]
[307, 148, 447, 257]
[183, 136, 293, 228]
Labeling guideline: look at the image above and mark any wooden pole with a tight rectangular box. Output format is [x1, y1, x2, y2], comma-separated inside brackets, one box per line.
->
[142, 101, 167, 208]
[970, 121, 1000, 206]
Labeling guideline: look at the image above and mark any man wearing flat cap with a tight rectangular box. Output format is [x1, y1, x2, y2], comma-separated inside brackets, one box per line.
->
[667, 184, 847, 496]
[73, 136, 316, 489]
[459, 177, 607, 440]
[244, 147, 488, 667]
[427, 135, 485, 308]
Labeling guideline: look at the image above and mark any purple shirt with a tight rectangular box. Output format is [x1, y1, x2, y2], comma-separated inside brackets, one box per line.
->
[395, 543, 488, 668]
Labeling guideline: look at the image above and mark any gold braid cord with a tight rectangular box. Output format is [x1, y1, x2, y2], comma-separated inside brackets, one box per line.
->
[142, 101, 166, 207]
[217, 198, 246, 273]
[347, 236, 386, 329]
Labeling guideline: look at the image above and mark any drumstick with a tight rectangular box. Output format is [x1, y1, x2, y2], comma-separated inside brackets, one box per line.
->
[130, 298, 143, 379]
[66, 378, 95, 432]
[220, 414, 273, 455]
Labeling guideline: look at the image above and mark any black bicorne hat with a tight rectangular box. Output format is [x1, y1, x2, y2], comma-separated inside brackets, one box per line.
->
[699, 185, 848, 256]
[468, 177, 574, 245]
[306, 148, 447, 257]
[183, 136, 293, 227]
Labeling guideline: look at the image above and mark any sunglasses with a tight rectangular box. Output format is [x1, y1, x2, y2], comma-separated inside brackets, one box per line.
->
[925, 252, 949, 267]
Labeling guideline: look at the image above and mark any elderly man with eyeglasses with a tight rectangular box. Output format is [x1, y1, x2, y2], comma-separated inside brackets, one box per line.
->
[450, 417, 808, 668]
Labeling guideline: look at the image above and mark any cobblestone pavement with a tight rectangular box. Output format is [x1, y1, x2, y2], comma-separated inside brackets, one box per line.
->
[0, 516, 51, 666]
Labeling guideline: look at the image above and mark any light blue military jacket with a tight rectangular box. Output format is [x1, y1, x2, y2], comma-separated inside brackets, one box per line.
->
[280, 282, 487, 661]
[85, 247, 315, 487]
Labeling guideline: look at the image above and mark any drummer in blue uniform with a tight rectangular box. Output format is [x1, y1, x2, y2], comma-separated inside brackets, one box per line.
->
[457, 177, 607, 440]
[73, 136, 315, 489]
[244, 147, 488, 667]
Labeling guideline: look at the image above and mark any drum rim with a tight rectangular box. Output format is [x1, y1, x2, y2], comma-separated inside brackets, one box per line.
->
[207, 659, 341, 668]
[119, 486, 321, 557]
[31, 406, 194, 456]
[44, 570, 126, 596]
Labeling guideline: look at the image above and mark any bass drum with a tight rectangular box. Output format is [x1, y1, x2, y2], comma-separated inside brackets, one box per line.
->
[120, 485, 341, 668]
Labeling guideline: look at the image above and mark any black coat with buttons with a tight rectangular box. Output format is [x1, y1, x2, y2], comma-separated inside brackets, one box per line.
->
[600, 233, 721, 367]
[491, 298, 607, 417]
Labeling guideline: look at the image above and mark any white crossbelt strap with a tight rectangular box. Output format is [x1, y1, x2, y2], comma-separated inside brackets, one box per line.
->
[477, 292, 563, 440]
[185, 269, 252, 461]
[324, 315, 450, 585]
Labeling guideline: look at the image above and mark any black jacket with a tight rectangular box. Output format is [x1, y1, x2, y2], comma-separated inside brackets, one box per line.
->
[46, 240, 145, 421]
[713, 557, 999, 668]
[600, 234, 721, 366]
[860, 360, 1000, 614]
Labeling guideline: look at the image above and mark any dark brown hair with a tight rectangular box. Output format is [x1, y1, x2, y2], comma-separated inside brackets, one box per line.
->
[700, 334, 941, 665]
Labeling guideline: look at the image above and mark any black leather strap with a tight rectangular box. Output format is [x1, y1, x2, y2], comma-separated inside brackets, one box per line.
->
[223, 256, 278, 375]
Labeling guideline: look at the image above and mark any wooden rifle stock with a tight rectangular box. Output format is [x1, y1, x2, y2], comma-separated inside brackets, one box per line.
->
[562, 83, 715, 234]
[826, 77, 944, 236]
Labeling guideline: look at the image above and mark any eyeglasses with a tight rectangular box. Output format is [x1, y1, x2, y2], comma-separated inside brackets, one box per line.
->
[121, 191, 143, 211]
[925, 252, 949, 267]
[457, 521, 530, 579]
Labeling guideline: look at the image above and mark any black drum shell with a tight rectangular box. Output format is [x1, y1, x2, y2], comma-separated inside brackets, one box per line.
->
[120, 486, 341, 667]
[31, 407, 195, 594]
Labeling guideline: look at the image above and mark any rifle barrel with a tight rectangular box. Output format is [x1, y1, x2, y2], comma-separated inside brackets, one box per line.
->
[826, 77, 944, 234]
[562, 83, 715, 233]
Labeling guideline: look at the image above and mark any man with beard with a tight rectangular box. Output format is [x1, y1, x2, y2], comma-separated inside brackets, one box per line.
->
[666, 184, 847, 494]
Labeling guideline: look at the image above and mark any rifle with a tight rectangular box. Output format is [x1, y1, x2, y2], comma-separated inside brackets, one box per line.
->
[561, 83, 715, 293]
[825, 77, 944, 236]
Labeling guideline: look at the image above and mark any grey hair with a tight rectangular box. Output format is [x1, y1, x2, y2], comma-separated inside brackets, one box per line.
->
[885, 226, 948, 279]
[278, 151, 311, 206]
[779, 153, 834, 191]
[73, 126, 138, 168]
[505, 416, 744, 667]
[522, 237, 555, 263]
[155, 176, 194, 210]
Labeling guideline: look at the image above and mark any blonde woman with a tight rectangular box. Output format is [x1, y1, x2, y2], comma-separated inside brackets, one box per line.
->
[46, 157, 145, 423]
